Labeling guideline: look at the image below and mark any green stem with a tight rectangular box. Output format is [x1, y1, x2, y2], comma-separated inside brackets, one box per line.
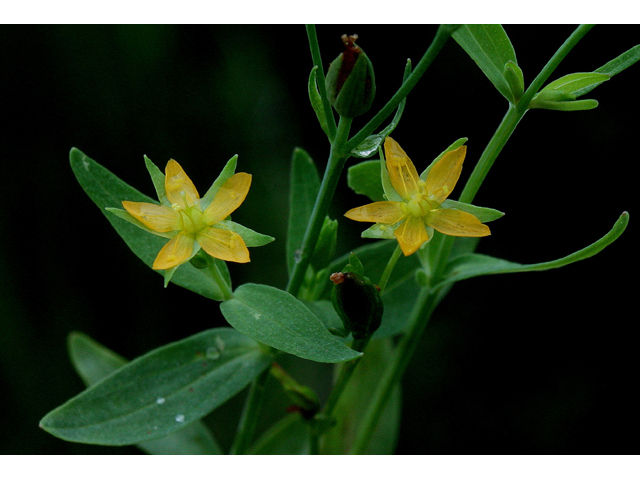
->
[229, 368, 270, 455]
[344, 25, 454, 152]
[349, 24, 595, 454]
[208, 260, 233, 301]
[378, 244, 403, 293]
[320, 336, 369, 419]
[287, 116, 352, 296]
[349, 287, 436, 454]
[306, 24, 338, 141]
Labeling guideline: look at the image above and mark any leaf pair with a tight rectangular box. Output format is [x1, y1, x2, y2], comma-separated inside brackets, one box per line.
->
[453, 24, 640, 111]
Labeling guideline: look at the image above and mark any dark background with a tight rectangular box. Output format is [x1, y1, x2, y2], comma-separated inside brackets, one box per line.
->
[0, 25, 637, 454]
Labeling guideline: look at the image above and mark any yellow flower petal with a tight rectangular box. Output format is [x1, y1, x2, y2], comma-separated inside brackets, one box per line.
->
[204, 173, 252, 224]
[197, 226, 250, 263]
[428, 208, 490, 237]
[394, 215, 430, 256]
[165, 159, 200, 208]
[122, 201, 180, 232]
[425, 146, 466, 204]
[153, 232, 195, 270]
[384, 137, 421, 199]
[344, 201, 405, 224]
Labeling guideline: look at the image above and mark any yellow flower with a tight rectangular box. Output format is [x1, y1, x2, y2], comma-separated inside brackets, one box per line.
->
[345, 137, 490, 256]
[122, 159, 251, 269]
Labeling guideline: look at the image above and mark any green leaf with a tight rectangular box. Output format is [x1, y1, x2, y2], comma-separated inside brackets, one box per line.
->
[67, 332, 223, 455]
[200, 154, 238, 209]
[503, 60, 524, 101]
[322, 338, 401, 454]
[419, 137, 468, 181]
[531, 99, 599, 112]
[574, 44, 640, 96]
[347, 160, 385, 202]
[144, 155, 168, 205]
[41, 328, 272, 446]
[70, 148, 229, 301]
[437, 212, 629, 288]
[596, 44, 640, 76]
[542, 72, 610, 95]
[247, 413, 311, 454]
[220, 220, 274, 247]
[309, 217, 338, 272]
[220, 283, 362, 363]
[531, 73, 609, 111]
[308, 66, 331, 139]
[440, 199, 505, 223]
[287, 148, 321, 275]
[453, 24, 518, 102]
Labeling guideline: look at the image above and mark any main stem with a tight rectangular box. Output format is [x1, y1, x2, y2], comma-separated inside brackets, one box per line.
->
[287, 116, 352, 296]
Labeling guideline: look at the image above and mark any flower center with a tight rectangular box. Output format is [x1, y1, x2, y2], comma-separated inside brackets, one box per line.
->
[178, 206, 208, 234]
[403, 192, 435, 218]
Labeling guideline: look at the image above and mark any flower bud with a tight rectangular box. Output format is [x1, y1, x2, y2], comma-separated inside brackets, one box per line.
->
[330, 254, 383, 340]
[325, 34, 376, 118]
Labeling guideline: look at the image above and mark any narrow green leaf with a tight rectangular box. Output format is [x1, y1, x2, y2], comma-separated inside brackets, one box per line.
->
[347, 160, 385, 202]
[220, 220, 275, 247]
[42, 328, 272, 446]
[573, 44, 640, 97]
[453, 24, 518, 102]
[542, 72, 610, 95]
[308, 66, 331, 139]
[437, 212, 629, 288]
[287, 148, 321, 275]
[309, 217, 338, 272]
[67, 332, 223, 455]
[144, 155, 168, 205]
[504, 60, 525, 101]
[440, 199, 505, 223]
[200, 154, 238, 209]
[220, 283, 362, 363]
[419, 137, 469, 181]
[596, 44, 640, 76]
[531, 99, 599, 111]
[322, 338, 401, 454]
[69, 148, 229, 301]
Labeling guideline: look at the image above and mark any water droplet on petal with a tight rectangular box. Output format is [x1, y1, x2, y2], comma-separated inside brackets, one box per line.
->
[175, 414, 185, 423]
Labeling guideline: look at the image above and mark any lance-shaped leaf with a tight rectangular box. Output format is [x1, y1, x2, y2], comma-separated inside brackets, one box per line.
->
[67, 332, 223, 455]
[287, 147, 321, 275]
[453, 24, 518, 102]
[40, 328, 273, 446]
[70, 148, 230, 301]
[436, 212, 629, 288]
[574, 44, 640, 97]
[308, 66, 331, 139]
[220, 283, 362, 363]
[530, 72, 609, 110]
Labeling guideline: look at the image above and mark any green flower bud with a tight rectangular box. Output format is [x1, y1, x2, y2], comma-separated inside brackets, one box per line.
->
[325, 34, 376, 118]
[330, 254, 383, 340]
